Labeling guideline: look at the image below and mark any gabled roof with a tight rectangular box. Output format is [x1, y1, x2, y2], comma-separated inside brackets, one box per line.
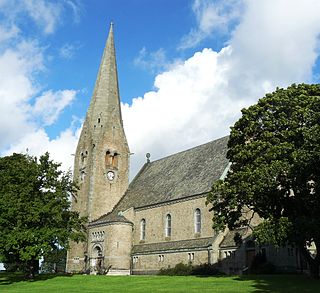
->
[114, 135, 229, 213]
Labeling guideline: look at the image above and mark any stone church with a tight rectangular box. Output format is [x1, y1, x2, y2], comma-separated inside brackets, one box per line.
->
[66, 24, 302, 275]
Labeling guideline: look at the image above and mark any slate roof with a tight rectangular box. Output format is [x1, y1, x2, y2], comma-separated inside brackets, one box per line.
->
[89, 212, 133, 226]
[132, 237, 215, 254]
[91, 135, 229, 225]
[115, 135, 229, 212]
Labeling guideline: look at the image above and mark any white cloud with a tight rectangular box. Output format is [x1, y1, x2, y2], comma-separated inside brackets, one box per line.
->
[65, 0, 82, 24]
[123, 47, 242, 176]
[2, 0, 320, 181]
[0, 41, 43, 150]
[22, 0, 62, 34]
[5, 125, 81, 171]
[229, 0, 320, 85]
[0, 0, 82, 171]
[124, 0, 320, 177]
[0, 0, 82, 36]
[0, 25, 20, 42]
[134, 47, 171, 73]
[59, 43, 77, 59]
[33, 90, 77, 125]
[179, 0, 244, 49]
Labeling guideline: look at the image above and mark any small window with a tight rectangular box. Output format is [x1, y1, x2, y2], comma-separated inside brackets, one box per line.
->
[166, 214, 171, 237]
[98, 118, 101, 123]
[140, 219, 146, 240]
[105, 151, 112, 166]
[195, 209, 201, 233]
[80, 170, 85, 181]
[105, 150, 119, 169]
[188, 253, 194, 261]
[158, 255, 164, 262]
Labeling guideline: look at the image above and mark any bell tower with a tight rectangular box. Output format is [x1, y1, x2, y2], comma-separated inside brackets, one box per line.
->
[66, 23, 130, 272]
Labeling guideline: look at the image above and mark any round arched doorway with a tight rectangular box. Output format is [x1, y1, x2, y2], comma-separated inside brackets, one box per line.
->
[90, 244, 103, 273]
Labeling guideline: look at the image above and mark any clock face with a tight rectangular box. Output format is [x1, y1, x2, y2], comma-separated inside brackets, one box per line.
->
[107, 171, 115, 181]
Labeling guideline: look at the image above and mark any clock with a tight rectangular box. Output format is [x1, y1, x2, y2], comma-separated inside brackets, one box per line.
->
[107, 171, 115, 181]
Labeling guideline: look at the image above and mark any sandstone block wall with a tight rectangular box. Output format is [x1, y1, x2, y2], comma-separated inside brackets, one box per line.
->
[132, 196, 214, 245]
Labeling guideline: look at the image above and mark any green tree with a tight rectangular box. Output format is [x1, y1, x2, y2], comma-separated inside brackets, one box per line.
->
[0, 152, 86, 278]
[207, 84, 320, 278]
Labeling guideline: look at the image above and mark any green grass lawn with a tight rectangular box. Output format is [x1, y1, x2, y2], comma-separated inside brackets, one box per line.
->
[0, 273, 319, 293]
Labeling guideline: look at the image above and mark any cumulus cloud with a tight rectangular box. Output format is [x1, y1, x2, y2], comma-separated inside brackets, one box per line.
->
[124, 0, 320, 177]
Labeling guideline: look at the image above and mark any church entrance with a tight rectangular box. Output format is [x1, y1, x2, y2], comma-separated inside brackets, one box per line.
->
[245, 240, 256, 267]
[90, 245, 104, 274]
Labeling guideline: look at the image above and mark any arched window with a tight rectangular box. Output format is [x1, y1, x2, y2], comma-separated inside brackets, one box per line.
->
[195, 208, 201, 233]
[166, 214, 172, 237]
[140, 219, 146, 240]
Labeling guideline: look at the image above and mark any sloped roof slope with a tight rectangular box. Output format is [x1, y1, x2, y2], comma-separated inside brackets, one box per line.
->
[114, 135, 229, 212]
[89, 212, 133, 227]
[132, 237, 215, 254]
[220, 228, 250, 248]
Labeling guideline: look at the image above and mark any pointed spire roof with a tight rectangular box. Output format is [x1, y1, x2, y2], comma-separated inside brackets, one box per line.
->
[87, 22, 123, 125]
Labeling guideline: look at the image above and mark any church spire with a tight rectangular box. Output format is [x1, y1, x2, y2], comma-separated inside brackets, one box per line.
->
[88, 22, 123, 126]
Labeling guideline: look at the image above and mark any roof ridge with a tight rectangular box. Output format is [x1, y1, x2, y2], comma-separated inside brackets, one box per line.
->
[148, 135, 229, 165]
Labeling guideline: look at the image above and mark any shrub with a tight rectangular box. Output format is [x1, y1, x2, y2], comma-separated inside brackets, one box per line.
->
[159, 263, 192, 276]
[158, 263, 224, 276]
[191, 263, 224, 276]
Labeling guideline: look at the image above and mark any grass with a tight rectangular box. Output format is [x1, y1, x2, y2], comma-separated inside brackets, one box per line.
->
[0, 272, 319, 293]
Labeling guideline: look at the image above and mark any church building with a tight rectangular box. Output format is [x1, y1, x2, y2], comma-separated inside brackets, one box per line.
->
[66, 24, 302, 275]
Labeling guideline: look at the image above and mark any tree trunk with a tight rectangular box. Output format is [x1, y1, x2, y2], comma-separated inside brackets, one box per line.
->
[25, 258, 37, 279]
[299, 243, 319, 279]
[309, 261, 319, 279]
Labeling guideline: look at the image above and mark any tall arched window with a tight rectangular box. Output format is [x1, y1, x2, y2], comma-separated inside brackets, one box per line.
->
[166, 214, 172, 237]
[195, 208, 201, 233]
[140, 219, 146, 240]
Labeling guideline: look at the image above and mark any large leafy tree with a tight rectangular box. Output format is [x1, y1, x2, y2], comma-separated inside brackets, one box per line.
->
[0, 153, 86, 278]
[207, 84, 320, 278]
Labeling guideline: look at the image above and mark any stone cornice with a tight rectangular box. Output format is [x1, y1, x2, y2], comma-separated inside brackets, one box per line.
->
[88, 220, 133, 228]
[132, 246, 212, 256]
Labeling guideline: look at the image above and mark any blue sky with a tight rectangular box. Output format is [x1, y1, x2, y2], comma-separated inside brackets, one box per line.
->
[1, 0, 320, 178]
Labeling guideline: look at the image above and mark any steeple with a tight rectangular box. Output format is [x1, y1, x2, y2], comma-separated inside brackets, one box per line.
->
[71, 22, 130, 221]
[88, 22, 123, 126]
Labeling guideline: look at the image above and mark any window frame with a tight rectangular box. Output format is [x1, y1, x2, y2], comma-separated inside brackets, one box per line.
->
[140, 218, 146, 240]
[194, 208, 201, 234]
[165, 214, 172, 237]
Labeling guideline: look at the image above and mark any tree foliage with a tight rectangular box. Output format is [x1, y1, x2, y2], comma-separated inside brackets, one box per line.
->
[0, 152, 86, 278]
[207, 84, 320, 277]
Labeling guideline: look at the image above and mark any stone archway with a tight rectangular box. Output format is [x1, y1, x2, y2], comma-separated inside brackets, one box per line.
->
[90, 244, 103, 273]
